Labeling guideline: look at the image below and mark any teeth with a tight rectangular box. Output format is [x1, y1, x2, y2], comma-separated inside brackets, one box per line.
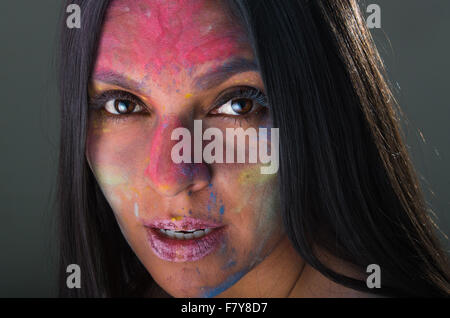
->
[174, 232, 184, 239]
[158, 228, 212, 240]
[184, 233, 194, 239]
[165, 230, 175, 238]
[193, 230, 205, 238]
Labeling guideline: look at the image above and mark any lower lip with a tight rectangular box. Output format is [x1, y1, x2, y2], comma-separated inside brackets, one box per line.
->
[146, 227, 225, 262]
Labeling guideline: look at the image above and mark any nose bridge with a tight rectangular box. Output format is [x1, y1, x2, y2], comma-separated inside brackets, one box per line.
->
[144, 114, 210, 196]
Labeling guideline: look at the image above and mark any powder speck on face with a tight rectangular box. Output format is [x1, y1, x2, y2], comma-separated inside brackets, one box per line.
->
[134, 202, 139, 217]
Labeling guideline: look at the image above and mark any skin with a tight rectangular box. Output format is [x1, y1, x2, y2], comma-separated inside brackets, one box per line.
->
[87, 0, 371, 297]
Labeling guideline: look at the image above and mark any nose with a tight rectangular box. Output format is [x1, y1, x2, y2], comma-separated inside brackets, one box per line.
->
[144, 115, 211, 197]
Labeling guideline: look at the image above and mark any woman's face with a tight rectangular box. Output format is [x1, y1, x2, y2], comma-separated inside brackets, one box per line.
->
[87, 0, 283, 297]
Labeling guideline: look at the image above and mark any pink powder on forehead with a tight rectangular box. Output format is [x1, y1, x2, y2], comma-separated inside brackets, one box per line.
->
[96, 0, 246, 77]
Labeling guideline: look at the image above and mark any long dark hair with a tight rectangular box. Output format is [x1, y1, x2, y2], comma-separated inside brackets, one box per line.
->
[57, 0, 450, 297]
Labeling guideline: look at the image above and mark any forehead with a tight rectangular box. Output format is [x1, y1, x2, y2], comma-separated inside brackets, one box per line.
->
[93, 0, 252, 88]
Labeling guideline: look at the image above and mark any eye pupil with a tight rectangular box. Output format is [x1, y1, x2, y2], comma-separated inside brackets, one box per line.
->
[114, 100, 135, 114]
[231, 99, 252, 114]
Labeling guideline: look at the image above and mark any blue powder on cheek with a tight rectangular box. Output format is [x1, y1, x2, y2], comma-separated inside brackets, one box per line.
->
[221, 259, 236, 270]
[219, 205, 225, 215]
[201, 270, 247, 298]
[210, 192, 216, 204]
[207, 191, 217, 213]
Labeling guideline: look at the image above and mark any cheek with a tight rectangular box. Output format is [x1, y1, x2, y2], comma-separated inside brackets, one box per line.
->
[85, 121, 152, 212]
[240, 172, 280, 239]
[86, 117, 152, 173]
[217, 163, 281, 246]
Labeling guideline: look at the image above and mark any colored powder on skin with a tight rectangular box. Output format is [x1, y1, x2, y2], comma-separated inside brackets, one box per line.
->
[171, 216, 183, 222]
[220, 247, 236, 270]
[221, 259, 236, 270]
[201, 270, 247, 298]
[210, 192, 217, 204]
[94, 166, 127, 186]
[129, 186, 141, 196]
[219, 205, 225, 215]
[207, 191, 217, 213]
[238, 166, 275, 186]
[134, 202, 139, 218]
[181, 164, 196, 178]
[98, 0, 243, 82]
[144, 116, 184, 188]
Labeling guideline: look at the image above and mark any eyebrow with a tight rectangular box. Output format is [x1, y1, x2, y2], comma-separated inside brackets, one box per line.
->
[91, 71, 144, 92]
[193, 57, 259, 90]
[91, 57, 259, 93]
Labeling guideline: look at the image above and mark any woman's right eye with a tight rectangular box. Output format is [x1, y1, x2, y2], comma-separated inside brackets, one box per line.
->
[104, 99, 144, 115]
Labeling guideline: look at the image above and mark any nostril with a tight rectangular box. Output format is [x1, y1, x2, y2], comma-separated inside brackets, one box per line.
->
[186, 163, 211, 192]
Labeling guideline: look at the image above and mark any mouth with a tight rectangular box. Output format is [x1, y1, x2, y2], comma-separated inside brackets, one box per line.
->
[144, 217, 225, 262]
[156, 228, 213, 240]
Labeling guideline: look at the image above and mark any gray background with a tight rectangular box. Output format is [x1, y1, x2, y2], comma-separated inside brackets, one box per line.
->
[0, 0, 448, 297]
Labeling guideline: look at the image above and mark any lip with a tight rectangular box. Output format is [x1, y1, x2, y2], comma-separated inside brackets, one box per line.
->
[144, 217, 223, 231]
[144, 217, 225, 262]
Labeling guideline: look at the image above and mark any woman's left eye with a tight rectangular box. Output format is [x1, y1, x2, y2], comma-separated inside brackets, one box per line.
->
[104, 99, 143, 115]
[215, 98, 255, 116]
[211, 87, 268, 117]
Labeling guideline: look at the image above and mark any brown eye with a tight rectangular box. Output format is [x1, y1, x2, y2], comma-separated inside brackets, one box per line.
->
[115, 100, 136, 114]
[104, 99, 143, 115]
[230, 99, 253, 114]
[210, 87, 268, 117]
[215, 98, 254, 116]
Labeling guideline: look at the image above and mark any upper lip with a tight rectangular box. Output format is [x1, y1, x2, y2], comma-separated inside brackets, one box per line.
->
[144, 217, 223, 231]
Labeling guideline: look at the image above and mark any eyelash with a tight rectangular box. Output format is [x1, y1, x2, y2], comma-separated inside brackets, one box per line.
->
[89, 90, 146, 112]
[210, 86, 268, 117]
[89, 86, 268, 121]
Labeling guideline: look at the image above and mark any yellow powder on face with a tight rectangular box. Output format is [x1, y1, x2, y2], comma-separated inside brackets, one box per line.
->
[159, 184, 170, 192]
[231, 166, 275, 214]
[94, 165, 127, 186]
[171, 216, 184, 222]
[91, 118, 107, 130]
[129, 186, 140, 196]
[238, 166, 275, 186]
[184, 93, 193, 99]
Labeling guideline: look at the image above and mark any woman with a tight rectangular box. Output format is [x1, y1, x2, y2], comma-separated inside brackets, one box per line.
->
[57, 0, 450, 297]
